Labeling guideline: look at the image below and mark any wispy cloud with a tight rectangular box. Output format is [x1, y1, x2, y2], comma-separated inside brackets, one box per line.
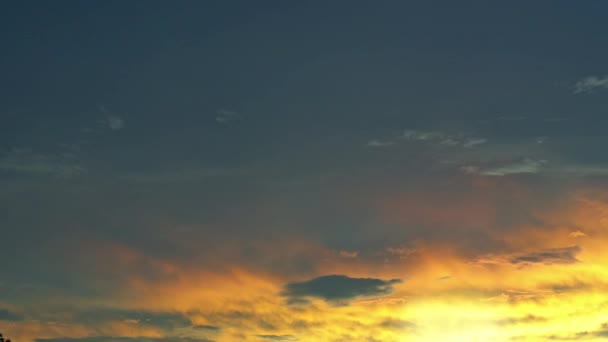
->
[510, 246, 581, 265]
[74, 309, 193, 330]
[569, 230, 586, 238]
[215, 109, 239, 124]
[462, 158, 546, 176]
[573, 75, 608, 94]
[367, 129, 487, 150]
[106, 116, 125, 130]
[385, 246, 418, 259]
[462, 138, 487, 148]
[338, 250, 359, 258]
[0, 148, 86, 178]
[402, 129, 487, 148]
[473, 246, 582, 267]
[367, 139, 395, 147]
[99, 106, 125, 130]
[496, 314, 546, 326]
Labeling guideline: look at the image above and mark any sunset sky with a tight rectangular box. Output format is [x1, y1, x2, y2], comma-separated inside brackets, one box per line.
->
[2, 1, 608, 341]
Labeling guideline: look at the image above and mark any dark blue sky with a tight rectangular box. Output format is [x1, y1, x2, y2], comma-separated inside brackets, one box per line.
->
[2, 2, 608, 342]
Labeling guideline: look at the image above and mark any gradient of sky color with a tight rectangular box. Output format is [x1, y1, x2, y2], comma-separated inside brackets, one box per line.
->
[2, 1, 608, 341]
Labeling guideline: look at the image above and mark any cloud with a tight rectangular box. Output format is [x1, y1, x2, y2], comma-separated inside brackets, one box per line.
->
[378, 319, 416, 330]
[462, 138, 487, 148]
[573, 75, 608, 94]
[510, 246, 581, 265]
[497, 314, 546, 326]
[463, 158, 608, 178]
[106, 116, 125, 130]
[75, 309, 193, 330]
[215, 109, 239, 124]
[282, 275, 402, 303]
[558, 164, 608, 177]
[385, 246, 417, 259]
[402, 130, 445, 142]
[193, 325, 221, 331]
[0, 308, 23, 321]
[255, 335, 298, 341]
[542, 325, 608, 341]
[36, 338, 212, 342]
[98, 106, 125, 130]
[569, 230, 586, 238]
[402, 129, 486, 148]
[473, 246, 582, 267]
[367, 140, 395, 147]
[338, 250, 358, 258]
[0, 148, 86, 178]
[462, 158, 546, 176]
[597, 323, 608, 337]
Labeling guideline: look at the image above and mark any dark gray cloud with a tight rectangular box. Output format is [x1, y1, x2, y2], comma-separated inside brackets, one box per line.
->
[282, 275, 402, 303]
[0, 308, 23, 321]
[511, 246, 581, 265]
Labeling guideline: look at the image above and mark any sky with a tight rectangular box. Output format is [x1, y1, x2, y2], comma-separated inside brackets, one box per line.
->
[2, 1, 608, 341]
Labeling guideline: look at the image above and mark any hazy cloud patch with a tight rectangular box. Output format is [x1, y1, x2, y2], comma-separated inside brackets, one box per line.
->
[573, 75, 608, 94]
[385, 246, 418, 260]
[75, 309, 193, 330]
[0, 148, 86, 178]
[255, 335, 298, 341]
[462, 158, 546, 176]
[366, 139, 395, 147]
[338, 250, 359, 258]
[497, 314, 546, 326]
[98, 106, 125, 130]
[378, 319, 416, 330]
[216, 109, 239, 124]
[462, 138, 487, 148]
[0, 308, 23, 321]
[569, 230, 586, 238]
[402, 129, 487, 149]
